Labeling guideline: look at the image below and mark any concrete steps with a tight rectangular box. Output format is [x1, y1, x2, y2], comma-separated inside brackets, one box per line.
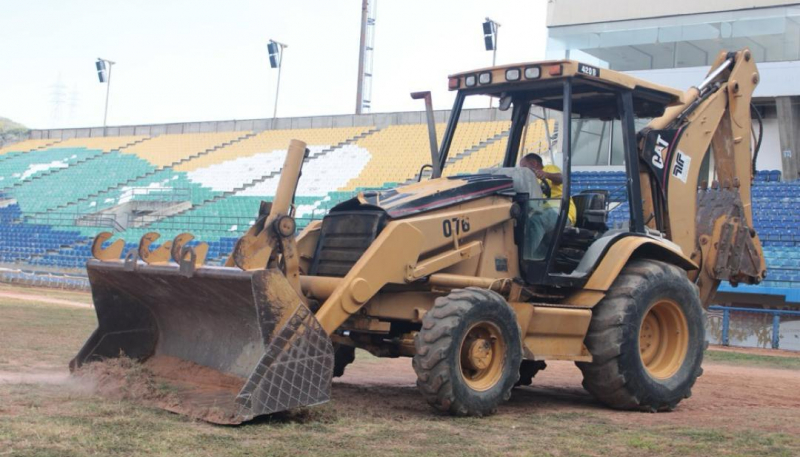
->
[0, 139, 64, 164]
[136, 128, 383, 228]
[409, 129, 511, 183]
[48, 131, 258, 213]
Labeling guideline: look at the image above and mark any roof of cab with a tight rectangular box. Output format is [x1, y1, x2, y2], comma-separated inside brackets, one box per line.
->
[448, 60, 684, 119]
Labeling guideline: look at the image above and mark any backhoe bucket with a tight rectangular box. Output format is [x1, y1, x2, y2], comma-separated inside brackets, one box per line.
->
[70, 261, 334, 424]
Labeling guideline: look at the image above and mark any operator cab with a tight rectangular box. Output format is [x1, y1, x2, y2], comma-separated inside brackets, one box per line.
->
[438, 60, 682, 287]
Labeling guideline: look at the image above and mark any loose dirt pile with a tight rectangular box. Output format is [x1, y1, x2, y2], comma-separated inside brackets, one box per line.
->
[73, 355, 246, 424]
[73, 356, 180, 406]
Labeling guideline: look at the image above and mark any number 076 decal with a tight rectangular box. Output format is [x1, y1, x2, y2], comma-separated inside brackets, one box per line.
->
[442, 217, 470, 237]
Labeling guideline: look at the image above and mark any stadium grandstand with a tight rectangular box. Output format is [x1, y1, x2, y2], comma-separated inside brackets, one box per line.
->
[0, 109, 797, 311]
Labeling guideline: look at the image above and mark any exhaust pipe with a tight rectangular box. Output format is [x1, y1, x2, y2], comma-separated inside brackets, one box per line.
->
[411, 91, 441, 179]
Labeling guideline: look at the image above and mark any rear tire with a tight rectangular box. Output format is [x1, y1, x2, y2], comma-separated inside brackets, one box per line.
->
[413, 288, 522, 416]
[577, 260, 705, 412]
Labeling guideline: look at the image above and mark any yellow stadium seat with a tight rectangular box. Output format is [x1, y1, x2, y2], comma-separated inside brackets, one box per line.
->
[0, 138, 62, 156]
[175, 127, 371, 172]
[122, 132, 250, 167]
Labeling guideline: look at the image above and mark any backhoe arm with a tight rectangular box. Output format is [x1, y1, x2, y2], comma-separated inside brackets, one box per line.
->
[641, 49, 766, 305]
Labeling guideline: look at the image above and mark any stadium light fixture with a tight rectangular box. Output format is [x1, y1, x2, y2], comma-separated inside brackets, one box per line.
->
[268, 39, 288, 129]
[96, 57, 116, 128]
[483, 18, 501, 107]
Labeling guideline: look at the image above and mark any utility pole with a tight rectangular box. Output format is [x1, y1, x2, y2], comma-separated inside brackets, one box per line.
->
[268, 40, 288, 129]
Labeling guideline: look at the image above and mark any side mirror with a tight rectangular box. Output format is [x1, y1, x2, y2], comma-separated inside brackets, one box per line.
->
[498, 94, 513, 111]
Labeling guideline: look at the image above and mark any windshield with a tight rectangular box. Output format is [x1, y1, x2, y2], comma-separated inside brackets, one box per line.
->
[439, 94, 564, 177]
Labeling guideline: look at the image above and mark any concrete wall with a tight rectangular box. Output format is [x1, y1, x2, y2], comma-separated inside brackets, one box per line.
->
[546, 0, 796, 27]
[28, 108, 509, 140]
[624, 61, 800, 98]
[758, 117, 783, 171]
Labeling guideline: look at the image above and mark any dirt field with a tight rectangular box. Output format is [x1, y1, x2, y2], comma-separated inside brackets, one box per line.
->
[1, 285, 799, 456]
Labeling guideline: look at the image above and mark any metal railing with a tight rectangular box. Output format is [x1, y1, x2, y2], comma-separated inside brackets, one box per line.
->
[118, 186, 191, 202]
[709, 305, 800, 350]
[24, 212, 125, 232]
[130, 210, 329, 236]
[132, 214, 256, 233]
[74, 186, 193, 215]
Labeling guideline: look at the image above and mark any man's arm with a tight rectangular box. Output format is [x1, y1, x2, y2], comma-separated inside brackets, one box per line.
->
[542, 170, 563, 185]
[533, 166, 563, 185]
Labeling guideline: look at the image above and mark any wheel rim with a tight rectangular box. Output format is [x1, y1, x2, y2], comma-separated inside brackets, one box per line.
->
[459, 321, 506, 391]
[639, 300, 689, 379]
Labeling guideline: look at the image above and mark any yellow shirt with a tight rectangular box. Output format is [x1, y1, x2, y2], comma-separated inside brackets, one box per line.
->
[543, 165, 577, 225]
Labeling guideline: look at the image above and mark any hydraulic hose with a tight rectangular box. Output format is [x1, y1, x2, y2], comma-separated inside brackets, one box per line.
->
[750, 103, 764, 176]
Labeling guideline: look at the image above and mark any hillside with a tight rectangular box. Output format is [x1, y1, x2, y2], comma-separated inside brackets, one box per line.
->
[0, 116, 29, 146]
[0, 116, 27, 133]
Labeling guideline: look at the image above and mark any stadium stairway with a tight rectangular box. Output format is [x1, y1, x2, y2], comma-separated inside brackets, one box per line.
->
[0, 137, 151, 191]
[1, 147, 105, 189]
[0, 139, 64, 164]
[26, 236, 95, 271]
[48, 131, 257, 213]
[4, 120, 799, 306]
[411, 129, 512, 182]
[0, 202, 86, 266]
[135, 128, 382, 231]
[3, 128, 384, 271]
[444, 129, 510, 168]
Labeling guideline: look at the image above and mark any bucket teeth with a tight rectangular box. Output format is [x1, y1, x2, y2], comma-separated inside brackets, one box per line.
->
[171, 232, 208, 267]
[91, 232, 125, 261]
[138, 232, 173, 265]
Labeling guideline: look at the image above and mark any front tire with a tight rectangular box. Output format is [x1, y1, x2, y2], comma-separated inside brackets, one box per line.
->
[413, 288, 522, 416]
[577, 260, 705, 412]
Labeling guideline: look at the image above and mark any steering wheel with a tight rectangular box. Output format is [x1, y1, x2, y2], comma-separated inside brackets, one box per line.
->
[539, 177, 551, 198]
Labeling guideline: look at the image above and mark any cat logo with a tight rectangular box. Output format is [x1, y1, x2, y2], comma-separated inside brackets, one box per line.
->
[672, 150, 691, 183]
[652, 134, 668, 169]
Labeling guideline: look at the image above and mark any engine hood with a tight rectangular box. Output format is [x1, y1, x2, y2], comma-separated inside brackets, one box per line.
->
[331, 174, 513, 218]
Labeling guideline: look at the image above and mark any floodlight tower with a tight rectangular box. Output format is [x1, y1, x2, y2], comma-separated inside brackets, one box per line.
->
[96, 58, 116, 128]
[268, 39, 288, 129]
[355, 0, 378, 114]
[483, 18, 500, 107]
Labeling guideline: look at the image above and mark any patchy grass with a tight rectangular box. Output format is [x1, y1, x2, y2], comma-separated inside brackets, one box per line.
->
[0, 296, 96, 371]
[0, 287, 798, 456]
[705, 349, 800, 370]
[0, 382, 797, 457]
[0, 380, 795, 457]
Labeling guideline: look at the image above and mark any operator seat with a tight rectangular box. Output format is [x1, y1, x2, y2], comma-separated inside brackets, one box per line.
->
[572, 190, 609, 231]
[556, 190, 610, 273]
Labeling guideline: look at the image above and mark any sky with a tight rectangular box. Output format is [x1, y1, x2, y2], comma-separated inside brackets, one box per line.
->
[0, 0, 549, 129]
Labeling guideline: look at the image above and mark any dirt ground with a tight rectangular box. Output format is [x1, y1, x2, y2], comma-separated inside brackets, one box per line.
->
[1, 285, 799, 456]
[336, 353, 800, 434]
[6, 353, 799, 433]
[0, 283, 91, 308]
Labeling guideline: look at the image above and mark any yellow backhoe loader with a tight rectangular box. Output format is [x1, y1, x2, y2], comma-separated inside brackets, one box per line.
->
[72, 49, 765, 423]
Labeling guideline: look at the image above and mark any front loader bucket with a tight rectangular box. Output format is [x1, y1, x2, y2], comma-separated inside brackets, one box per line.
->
[71, 260, 334, 424]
